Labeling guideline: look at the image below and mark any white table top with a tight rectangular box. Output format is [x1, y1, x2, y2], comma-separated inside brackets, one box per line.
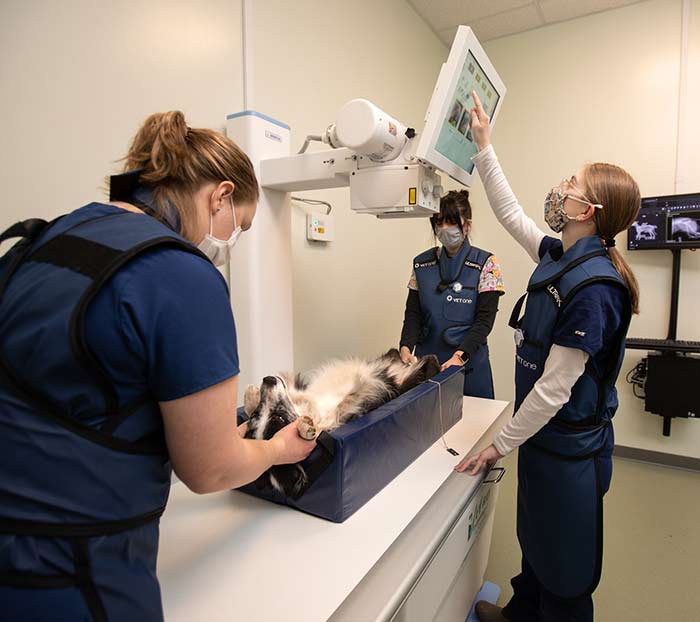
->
[157, 397, 510, 622]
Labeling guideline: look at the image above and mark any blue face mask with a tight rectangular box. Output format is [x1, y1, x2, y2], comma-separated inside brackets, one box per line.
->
[436, 226, 465, 251]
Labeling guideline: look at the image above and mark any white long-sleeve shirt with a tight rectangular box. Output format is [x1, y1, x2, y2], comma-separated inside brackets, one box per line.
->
[472, 145, 589, 456]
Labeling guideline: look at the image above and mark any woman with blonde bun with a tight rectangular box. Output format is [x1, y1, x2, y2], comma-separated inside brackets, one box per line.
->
[0, 111, 315, 621]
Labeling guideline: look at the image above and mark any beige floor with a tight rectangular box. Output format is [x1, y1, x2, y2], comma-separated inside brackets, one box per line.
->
[484, 452, 700, 621]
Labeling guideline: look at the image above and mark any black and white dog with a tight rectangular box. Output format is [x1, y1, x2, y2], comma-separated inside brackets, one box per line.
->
[243, 348, 441, 497]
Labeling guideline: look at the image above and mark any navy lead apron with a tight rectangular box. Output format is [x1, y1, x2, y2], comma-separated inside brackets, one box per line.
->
[413, 242, 494, 398]
[0, 207, 207, 620]
[509, 235, 631, 599]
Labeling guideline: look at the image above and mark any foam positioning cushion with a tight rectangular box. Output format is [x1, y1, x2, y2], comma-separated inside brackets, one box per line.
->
[235, 366, 464, 523]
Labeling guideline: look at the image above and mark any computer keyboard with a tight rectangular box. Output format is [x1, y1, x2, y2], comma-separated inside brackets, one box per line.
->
[626, 337, 700, 353]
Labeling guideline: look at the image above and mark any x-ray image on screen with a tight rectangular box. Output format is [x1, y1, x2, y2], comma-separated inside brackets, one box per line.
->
[628, 209, 665, 249]
[670, 213, 700, 241]
[630, 219, 660, 241]
[447, 101, 463, 127]
[457, 109, 471, 136]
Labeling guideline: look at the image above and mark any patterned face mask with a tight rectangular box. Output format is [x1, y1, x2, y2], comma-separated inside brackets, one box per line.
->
[544, 177, 603, 233]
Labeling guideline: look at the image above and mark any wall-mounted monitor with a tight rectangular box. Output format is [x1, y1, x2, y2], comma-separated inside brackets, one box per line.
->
[415, 26, 506, 187]
[628, 192, 700, 250]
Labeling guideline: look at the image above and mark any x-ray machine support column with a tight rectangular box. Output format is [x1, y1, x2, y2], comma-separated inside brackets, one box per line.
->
[226, 112, 293, 396]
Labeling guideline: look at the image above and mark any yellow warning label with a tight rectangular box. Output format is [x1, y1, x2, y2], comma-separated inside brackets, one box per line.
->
[409, 187, 417, 205]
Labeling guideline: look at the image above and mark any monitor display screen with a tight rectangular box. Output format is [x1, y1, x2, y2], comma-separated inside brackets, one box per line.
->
[433, 51, 500, 176]
[628, 193, 700, 250]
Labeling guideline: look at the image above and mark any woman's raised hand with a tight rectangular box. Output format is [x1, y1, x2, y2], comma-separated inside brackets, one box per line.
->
[469, 90, 491, 151]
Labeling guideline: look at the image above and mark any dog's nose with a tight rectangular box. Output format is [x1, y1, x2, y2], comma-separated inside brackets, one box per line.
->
[262, 376, 278, 388]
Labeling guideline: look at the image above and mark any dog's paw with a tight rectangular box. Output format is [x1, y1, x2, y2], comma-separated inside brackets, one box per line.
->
[297, 415, 317, 440]
[244, 385, 261, 415]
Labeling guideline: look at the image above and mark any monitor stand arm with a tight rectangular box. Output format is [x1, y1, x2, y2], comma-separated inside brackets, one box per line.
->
[661, 249, 682, 436]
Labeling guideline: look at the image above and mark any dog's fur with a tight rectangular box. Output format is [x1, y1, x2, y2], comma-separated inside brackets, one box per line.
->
[243, 348, 441, 497]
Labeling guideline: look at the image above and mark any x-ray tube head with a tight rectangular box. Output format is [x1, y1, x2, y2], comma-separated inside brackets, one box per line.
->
[332, 99, 408, 162]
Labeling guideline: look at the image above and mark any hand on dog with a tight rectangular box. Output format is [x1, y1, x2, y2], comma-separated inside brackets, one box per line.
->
[440, 352, 465, 372]
[271, 420, 316, 465]
[399, 346, 418, 365]
[454, 444, 502, 475]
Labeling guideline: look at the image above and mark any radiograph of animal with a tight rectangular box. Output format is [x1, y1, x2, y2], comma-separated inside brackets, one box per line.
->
[630, 220, 658, 240]
[242, 348, 441, 497]
[671, 217, 700, 240]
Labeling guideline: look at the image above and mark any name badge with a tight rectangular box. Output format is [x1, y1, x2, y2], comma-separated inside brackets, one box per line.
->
[514, 329, 525, 348]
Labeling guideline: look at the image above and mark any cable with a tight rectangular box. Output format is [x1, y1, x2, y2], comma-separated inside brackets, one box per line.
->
[426, 379, 459, 456]
[625, 358, 648, 400]
[290, 196, 332, 215]
[297, 135, 323, 154]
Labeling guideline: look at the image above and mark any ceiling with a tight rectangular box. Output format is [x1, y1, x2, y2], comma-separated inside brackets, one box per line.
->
[407, 0, 645, 45]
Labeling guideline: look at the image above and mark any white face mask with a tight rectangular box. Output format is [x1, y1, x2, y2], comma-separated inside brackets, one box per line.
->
[198, 196, 242, 267]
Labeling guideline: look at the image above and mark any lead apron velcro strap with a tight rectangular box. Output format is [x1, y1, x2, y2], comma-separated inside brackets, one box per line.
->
[29, 234, 122, 280]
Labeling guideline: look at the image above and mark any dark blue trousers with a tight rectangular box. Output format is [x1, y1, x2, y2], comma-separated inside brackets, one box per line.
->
[502, 557, 593, 622]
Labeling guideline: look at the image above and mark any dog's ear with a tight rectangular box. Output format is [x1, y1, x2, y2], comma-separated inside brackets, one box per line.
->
[244, 384, 261, 416]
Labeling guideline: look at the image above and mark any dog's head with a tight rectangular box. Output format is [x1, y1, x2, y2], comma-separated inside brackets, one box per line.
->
[243, 376, 312, 499]
[244, 376, 299, 441]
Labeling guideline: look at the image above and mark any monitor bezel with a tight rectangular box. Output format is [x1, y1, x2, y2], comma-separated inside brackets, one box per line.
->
[415, 26, 507, 187]
[627, 191, 700, 251]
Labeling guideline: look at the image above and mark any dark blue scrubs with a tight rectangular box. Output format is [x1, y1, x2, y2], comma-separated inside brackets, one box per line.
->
[0, 204, 239, 621]
[504, 236, 630, 622]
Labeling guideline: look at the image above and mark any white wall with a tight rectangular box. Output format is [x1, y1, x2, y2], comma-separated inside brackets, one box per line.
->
[0, 0, 244, 224]
[472, 0, 700, 457]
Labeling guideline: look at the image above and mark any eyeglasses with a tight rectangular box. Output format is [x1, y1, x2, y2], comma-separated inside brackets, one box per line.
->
[549, 176, 604, 210]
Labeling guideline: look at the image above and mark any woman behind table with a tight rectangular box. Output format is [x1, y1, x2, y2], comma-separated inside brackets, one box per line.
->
[399, 190, 505, 398]
[0, 111, 315, 621]
[458, 92, 641, 622]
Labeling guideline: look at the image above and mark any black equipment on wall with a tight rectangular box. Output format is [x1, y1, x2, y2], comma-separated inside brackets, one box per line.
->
[626, 240, 700, 436]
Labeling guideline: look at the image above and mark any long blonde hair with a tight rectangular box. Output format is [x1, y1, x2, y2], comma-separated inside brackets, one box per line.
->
[121, 111, 259, 241]
[582, 163, 641, 314]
